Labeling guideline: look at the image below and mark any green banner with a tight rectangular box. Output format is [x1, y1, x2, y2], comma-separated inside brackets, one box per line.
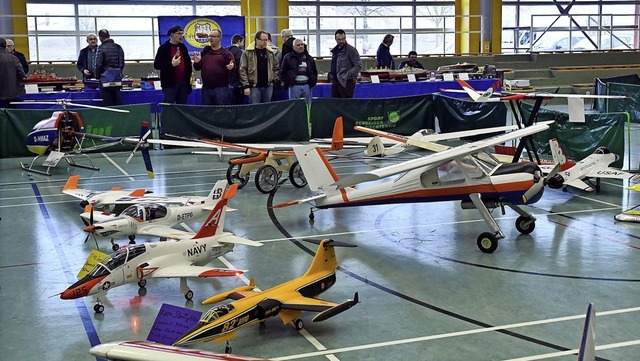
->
[433, 94, 507, 140]
[522, 103, 628, 168]
[310, 95, 434, 138]
[160, 100, 309, 142]
[0, 104, 150, 157]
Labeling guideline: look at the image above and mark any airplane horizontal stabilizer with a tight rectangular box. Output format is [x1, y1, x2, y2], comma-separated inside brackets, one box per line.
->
[584, 168, 636, 180]
[565, 179, 593, 192]
[149, 265, 244, 279]
[313, 292, 359, 322]
[216, 234, 263, 247]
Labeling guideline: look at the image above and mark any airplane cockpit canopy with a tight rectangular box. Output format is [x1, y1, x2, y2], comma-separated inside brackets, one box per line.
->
[201, 304, 236, 323]
[121, 203, 168, 221]
[100, 244, 147, 271]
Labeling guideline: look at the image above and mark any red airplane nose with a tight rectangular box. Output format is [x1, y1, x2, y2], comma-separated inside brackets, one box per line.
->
[60, 275, 107, 300]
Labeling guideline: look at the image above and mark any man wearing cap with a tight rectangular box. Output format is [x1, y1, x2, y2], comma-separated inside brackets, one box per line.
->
[154, 25, 193, 104]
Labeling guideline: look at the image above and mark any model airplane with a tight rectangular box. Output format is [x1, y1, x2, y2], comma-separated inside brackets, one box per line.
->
[173, 239, 358, 350]
[18, 99, 154, 177]
[89, 341, 271, 361]
[165, 117, 356, 193]
[60, 183, 261, 313]
[63, 175, 150, 209]
[82, 180, 237, 250]
[542, 138, 638, 192]
[274, 124, 562, 253]
[355, 124, 521, 159]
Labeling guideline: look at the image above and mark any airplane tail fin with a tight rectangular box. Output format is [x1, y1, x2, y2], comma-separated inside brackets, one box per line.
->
[330, 116, 344, 151]
[293, 144, 343, 196]
[549, 138, 568, 167]
[193, 181, 234, 239]
[63, 175, 80, 191]
[206, 179, 228, 202]
[365, 136, 386, 157]
[302, 239, 356, 277]
[456, 78, 493, 101]
[577, 303, 596, 361]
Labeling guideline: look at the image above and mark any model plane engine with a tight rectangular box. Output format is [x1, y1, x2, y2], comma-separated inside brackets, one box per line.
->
[255, 299, 283, 320]
[547, 173, 565, 189]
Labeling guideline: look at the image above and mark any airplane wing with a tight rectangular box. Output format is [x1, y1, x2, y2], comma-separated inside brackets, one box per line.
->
[333, 122, 550, 188]
[563, 178, 594, 192]
[271, 193, 327, 208]
[90, 340, 270, 361]
[137, 225, 193, 239]
[281, 295, 337, 312]
[149, 265, 244, 278]
[584, 167, 638, 180]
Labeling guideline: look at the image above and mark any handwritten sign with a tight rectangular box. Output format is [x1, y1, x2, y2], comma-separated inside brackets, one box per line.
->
[147, 303, 202, 345]
[76, 249, 109, 279]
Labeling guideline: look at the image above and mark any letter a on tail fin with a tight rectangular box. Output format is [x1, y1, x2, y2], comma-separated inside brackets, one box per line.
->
[194, 182, 236, 239]
[577, 303, 596, 361]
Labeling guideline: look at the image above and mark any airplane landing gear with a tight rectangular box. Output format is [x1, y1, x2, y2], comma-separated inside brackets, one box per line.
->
[138, 279, 147, 288]
[180, 278, 193, 300]
[477, 232, 499, 253]
[224, 341, 232, 354]
[93, 299, 105, 313]
[128, 235, 136, 244]
[293, 319, 304, 331]
[515, 215, 536, 235]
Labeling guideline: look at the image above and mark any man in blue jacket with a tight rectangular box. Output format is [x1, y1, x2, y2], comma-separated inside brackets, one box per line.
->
[77, 33, 99, 83]
[154, 25, 193, 104]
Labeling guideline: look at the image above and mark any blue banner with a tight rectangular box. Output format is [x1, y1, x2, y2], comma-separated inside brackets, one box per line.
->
[158, 16, 245, 52]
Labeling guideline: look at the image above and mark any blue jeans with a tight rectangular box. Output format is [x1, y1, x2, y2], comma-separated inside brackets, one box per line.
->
[249, 85, 273, 104]
[162, 82, 191, 104]
[201, 86, 229, 105]
[289, 84, 312, 103]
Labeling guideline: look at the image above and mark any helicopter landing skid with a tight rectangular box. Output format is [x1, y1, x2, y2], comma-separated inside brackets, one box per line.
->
[20, 152, 99, 176]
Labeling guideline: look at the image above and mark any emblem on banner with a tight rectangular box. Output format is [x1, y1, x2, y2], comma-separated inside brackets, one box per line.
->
[184, 18, 221, 48]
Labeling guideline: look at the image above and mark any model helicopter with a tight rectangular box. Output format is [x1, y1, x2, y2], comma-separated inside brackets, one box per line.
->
[17, 99, 154, 177]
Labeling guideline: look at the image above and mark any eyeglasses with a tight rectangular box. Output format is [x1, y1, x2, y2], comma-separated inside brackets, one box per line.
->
[209, 35, 220, 38]
[88, 38, 97, 41]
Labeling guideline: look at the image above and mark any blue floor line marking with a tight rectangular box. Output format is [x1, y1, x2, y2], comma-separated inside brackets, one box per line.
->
[30, 182, 103, 358]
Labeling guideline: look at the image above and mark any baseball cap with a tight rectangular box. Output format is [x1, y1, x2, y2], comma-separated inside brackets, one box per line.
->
[167, 26, 184, 36]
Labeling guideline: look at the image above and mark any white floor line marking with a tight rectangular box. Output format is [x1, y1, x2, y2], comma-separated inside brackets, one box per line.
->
[271, 307, 640, 360]
[101, 152, 135, 181]
[501, 339, 640, 361]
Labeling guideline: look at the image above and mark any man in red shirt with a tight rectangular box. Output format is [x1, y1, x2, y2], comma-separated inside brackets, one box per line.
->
[193, 29, 235, 105]
[154, 25, 193, 104]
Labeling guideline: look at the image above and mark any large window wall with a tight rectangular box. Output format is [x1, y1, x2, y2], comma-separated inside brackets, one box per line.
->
[19, 0, 640, 63]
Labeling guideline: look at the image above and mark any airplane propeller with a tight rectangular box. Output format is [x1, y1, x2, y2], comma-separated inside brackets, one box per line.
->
[81, 206, 101, 249]
[522, 163, 563, 203]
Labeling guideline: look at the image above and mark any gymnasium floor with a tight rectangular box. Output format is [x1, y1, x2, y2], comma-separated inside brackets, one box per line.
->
[1, 130, 640, 361]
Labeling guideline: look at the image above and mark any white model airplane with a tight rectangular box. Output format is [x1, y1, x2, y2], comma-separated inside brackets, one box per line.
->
[274, 123, 562, 253]
[355, 124, 521, 158]
[60, 183, 262, 313]
[82, 180, 232, 250]
[63, 175, 151, 208]
[89, 341, 270, 361]
[542, 138, 638, 192]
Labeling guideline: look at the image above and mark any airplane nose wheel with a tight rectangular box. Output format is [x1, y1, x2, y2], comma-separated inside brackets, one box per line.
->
[110, 239, 120, 251]
[93, 300, 105, 313]
[293, 319, 304, 331]
[477, 232, 498, 253]
[515, 216, 536, 234]
[185, 290, 194, 300]
[224, 341, 232, 354]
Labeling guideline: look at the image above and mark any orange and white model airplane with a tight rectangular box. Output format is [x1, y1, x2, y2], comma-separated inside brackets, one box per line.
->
[172, 239, 358, 351]
[60, 183, 261, 313]
[274, 123, 562, 253]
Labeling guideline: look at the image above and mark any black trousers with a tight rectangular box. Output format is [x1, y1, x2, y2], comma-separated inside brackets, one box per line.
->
[331, 79, 356, 98]
[100, 86, 122, 106]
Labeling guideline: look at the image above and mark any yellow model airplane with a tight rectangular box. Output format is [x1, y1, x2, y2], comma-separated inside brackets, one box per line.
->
[173, 239, 358, 351]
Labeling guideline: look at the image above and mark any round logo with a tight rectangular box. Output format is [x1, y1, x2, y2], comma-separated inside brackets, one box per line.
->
[388, 111, 400, 124]
[102, 281, 111, 290]
[184, 18, 221, 48]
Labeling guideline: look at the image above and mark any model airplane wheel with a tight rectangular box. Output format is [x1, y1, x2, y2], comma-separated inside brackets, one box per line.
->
[112, 243, 120, 251]
[185, 290, 194, 300]
[289, 161, 307, 188]
[138, 279, 147, 288]
[477, 232, 498, 253]
[515, 216, 535, 235]
[128, 235, 136, 242]
[226, 164, 250, 189]
[255, 164, 280, 194]
[293, 319, 304, 331]
[93, 304, 104, 313]
[224, 342, 232, 354]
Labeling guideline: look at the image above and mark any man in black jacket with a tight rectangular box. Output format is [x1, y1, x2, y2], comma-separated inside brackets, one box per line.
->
[280, 38, 317, 103]
[153, 25, 193, 104]
[6, 39, 29, 74]
[95, 29, 125, 106]
[226, 34, 245, 104]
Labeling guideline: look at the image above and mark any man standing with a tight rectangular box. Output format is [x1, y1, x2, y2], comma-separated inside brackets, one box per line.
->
[154, 25, 193, 104]
[280, 29, 295, 62]
[77, 33, 99, 83]
[239, 30, 279, 104]
[375, 34, 395, 69]
[193, 29, 235, 105]
[95, 29, 125, 106]
[0, 38, 26, 108]
[226, 34, 245, 104]
[6, 39, 29, 74]
[330, 29, 361, 98]
[280, 39, 317, 103]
